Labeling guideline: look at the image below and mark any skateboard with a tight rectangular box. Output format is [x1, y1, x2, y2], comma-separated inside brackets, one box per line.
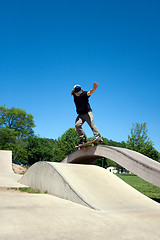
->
[75, 138, 101, 150]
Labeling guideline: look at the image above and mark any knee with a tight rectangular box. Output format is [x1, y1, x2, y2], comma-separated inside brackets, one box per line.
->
[75, 121, 81, 129]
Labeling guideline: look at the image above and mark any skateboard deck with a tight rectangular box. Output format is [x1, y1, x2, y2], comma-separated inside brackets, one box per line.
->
[75, 138, 101, 150]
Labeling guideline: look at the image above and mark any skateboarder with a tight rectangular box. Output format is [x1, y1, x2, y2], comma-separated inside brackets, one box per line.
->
[71, 83, 103, 145]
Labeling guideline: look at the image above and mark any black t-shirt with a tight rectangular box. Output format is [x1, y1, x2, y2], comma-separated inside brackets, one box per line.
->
[73, 91, 92, 114]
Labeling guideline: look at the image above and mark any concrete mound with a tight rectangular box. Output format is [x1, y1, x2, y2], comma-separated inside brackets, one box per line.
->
[19, 162, 160, 211]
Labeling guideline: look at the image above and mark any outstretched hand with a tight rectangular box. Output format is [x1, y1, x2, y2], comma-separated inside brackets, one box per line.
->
[87, 82, 99, 96]
[93, 82, 99, 90]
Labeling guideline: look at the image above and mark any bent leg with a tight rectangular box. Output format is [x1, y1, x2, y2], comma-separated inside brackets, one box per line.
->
[85, 112, 100, 137]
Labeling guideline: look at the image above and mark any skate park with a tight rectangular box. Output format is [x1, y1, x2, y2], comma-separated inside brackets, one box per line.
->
[0, 148, 160, 240]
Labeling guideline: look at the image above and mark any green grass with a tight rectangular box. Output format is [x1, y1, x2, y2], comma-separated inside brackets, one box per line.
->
[9, 187, 47, 194]
[116, 174, 160, 203]
[19, 187, 41, 194]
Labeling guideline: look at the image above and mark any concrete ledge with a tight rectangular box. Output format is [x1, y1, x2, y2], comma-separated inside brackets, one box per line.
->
[62, 145, 160, 188]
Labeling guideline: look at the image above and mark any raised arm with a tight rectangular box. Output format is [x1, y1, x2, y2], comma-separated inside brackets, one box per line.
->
[87, 82, 99, 96]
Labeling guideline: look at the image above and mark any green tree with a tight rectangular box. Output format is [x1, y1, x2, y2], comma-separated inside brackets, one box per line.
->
[52, 128, 79, 162]
[0, 106, 35, 163]
[0, 106, 35, 138]
[0, 127, 16, 148]
[27, 136, 56, 165]
[0, 127, 28, 163]
[126, 122, 158, 161]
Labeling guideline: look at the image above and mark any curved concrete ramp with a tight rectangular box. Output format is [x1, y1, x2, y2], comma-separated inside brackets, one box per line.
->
[0, 150, 13, 173]
[0, 150, 27, 188]
[19, 162, 160, 211]
[62, 145, 160, 188]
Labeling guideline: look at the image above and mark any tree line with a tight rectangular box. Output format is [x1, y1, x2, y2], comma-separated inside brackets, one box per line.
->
[0, 106, 159, 168]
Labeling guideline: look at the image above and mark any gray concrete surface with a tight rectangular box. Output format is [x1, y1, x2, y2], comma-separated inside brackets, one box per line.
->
[19, 162, 160, 211]
[62, 145, 160, 188]
[0, 192, 160, 240]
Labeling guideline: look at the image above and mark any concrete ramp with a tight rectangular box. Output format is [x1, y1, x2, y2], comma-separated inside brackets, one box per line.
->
[19, 162, 160, 211]
[0, 150, 27, 188]
[62, 145, 160, 188]
[0, 150, 13, 173]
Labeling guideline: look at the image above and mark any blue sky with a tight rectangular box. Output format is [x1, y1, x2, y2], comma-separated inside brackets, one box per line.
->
[1, 0, 160, 151]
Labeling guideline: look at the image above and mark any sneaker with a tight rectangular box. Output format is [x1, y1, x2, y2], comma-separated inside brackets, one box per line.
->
[94, 135, 103, 142]
[79, 137, 87, 145]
